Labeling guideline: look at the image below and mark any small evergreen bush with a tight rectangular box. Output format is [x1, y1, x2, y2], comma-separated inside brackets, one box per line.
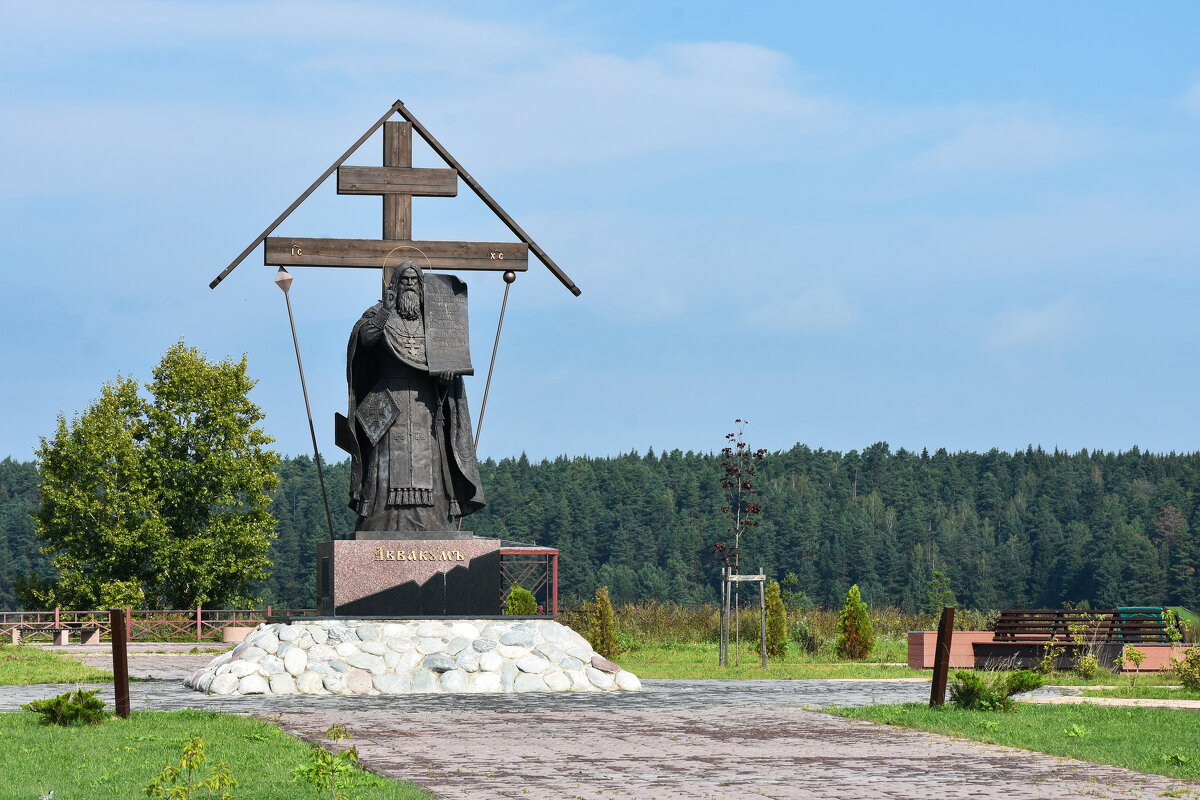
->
[764, 580, 787, 659]
[834, 584, 874, 660]
[22, 688, 107, 726]
[586, 586, 622, 659]
[504, 584, 537, 616]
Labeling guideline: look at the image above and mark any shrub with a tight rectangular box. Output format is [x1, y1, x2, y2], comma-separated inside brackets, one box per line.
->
[794, 619, 823, 655]
[504, 584, 537, 616]
[147, 734, 237, 800]
[586, 586, 622, 660]
[949, 669, 1044, 711]
[764, 580, 787, 659]
[1073, 652, 1100, 679]
[1172, 646, 1200, 691]
[835, 584, 874, 660]
[22, 688, 107, 726]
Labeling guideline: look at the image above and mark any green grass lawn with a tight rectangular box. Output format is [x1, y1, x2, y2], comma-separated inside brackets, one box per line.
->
[0, 708, 430, 799]
[0, 645, 112, 685]
[830, 702, 1200, 783]
[616, 640, 927, 680]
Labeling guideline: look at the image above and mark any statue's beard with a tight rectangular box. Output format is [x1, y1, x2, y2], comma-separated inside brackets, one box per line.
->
[398, 288, 421, 320]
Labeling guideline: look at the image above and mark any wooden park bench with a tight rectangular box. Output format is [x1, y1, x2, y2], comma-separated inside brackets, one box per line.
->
[9, 625, 101, 646]
[974, 608, 1170, 669]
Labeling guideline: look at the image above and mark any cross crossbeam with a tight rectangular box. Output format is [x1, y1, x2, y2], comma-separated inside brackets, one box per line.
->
[265, 237, 528, 271]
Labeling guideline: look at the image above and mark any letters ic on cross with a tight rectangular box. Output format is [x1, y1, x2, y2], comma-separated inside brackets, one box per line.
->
[263, 122, 528, 285]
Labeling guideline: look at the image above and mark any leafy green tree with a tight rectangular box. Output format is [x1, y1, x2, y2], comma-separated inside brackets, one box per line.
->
[21, 341, 279, 610]
[835, 584, 874, 660]
[764, 580, 787, 658]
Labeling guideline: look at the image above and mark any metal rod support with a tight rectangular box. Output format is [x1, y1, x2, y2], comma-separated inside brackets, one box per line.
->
[394, 101, 581, 297]
[282, 289, 337, 542]
[474, 277, 513, 449]
[210, 100, 404, 289]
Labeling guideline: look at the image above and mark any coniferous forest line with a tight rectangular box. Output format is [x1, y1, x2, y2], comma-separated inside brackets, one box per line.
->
[2, 443, 1199, 612]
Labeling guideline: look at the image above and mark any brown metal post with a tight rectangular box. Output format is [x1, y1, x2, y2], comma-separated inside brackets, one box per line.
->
[109, 609, 131, 719]
[196, 606, 202, 642]
[551, 553, 559, 616]
[929, 606, 956, 706]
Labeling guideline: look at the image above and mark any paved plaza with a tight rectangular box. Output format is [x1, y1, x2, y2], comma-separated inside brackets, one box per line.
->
[3, 651, 1198, 800]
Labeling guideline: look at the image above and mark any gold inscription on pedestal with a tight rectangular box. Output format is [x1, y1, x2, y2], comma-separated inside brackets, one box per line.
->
[374, 548, 466, 563]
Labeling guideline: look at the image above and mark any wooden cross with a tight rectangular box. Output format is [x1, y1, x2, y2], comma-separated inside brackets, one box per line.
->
[264, 120, 528, 285]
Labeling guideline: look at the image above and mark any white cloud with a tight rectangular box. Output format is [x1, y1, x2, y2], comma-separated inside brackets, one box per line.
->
[907, 113, 1097, 173]
[984, 295, 1085, 353]
[746, 284, 856, 333]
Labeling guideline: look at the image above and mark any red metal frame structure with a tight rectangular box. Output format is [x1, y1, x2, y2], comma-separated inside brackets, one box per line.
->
[500, 545, 559, 616]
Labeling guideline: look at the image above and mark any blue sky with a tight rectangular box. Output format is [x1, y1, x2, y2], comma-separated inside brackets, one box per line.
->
[2, 1, 1199, 463]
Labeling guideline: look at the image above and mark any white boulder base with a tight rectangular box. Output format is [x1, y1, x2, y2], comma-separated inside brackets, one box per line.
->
[185, 619, 642, 696]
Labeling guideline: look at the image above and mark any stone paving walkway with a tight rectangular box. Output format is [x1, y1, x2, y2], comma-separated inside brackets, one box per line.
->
[3, 675, 1197, 798]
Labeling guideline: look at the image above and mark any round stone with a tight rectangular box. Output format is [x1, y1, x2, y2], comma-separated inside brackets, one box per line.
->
[210, 674, 239, 695]
[278, 625, 302, 642]
[373, 673, 411, 693]
[559, 656, 584, 672]
[471, 671, 501, 693]
[455, 649, 479, 672]
[411, 668, 437, 693]
[386, 637, 415, 653]
[479, 651, 503, 673]
[538, 621, 563, 642]
[236, 646, 266, 662]
[567, 670, 594, 692]
[358, 640, 387, 656]
[423, 653, 456, 673]
[498, 645, 528, 660]
[565, 645, 593, 662]
[307, 644, 338, 663]
[449, 622, 480, 639]
[417, 638, 448, 655]
[445, 636, 471, 656]
[328, 661, 350, 674]
[228, 661, 258, 679]
[500, 631, 535, 648]
[322, 673, 348, 693]
[396, 651, 421, 673]
[516, 655, 551, 674]
[306, 661, 331, 674]
[585, 666, 614, 690]
[501, 661, 518, 692]
[534, 643, 565, 663]
[544, 670, 570, 692]
[283, 648, 307, 675]
[296, 671, 325, 694]
[309, 627, 329, 645]
[239, 674, 269, 694]
[269, 674, 297, 694]
[256, 634, 280, 654]
[327, 623, 357, 642]
[197, 671, 216, 693]
[440, 669, 468, 692]
[347, 669, 373, 694]
[513, 672, 549, 692]
[335, 642, 362, 658]
[417, 623, 449, 638]
[615, 670, 642, 691]
[347, 653, 386, 674]
[258, 655, 285, 675]
[471, 638, 497, 653]
[356, 624, 381, 641]
[296, 634, 315, 649]
[591, 654, 620, 673]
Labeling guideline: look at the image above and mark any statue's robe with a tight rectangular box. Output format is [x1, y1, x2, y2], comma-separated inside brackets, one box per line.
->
[341, 279, 484, 531]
